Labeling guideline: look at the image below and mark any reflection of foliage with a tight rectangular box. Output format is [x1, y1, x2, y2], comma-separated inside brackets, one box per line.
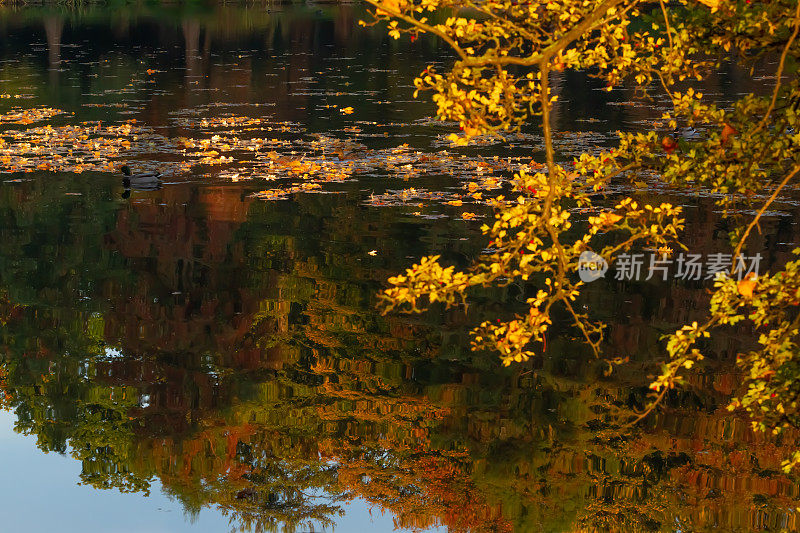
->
[0, 305, 149, 493]
[3, 276, 799, 533]
[152, 426, 348, 533]
[69, 388, 149, 494]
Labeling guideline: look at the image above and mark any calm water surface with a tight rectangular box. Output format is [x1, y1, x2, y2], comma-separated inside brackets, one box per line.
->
[0, 4, 799, 532]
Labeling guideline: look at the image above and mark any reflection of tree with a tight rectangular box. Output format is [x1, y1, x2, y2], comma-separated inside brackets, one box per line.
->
[43, 16, 62, 68]
[151, 426, 347, 533]
[0, 5, 435, 129]
[0, 175, 799, 532]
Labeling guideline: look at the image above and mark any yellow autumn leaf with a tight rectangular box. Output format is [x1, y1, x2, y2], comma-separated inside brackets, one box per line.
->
[737, 272, 758, 299]
[376, 0, 402, 15]
[656, 246, 674, 257]
[696, 0, 720, 10]
[593, 212, 622, 226]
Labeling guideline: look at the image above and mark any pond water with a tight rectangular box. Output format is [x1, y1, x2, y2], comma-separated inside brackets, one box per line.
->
[0, 4, 799, 532]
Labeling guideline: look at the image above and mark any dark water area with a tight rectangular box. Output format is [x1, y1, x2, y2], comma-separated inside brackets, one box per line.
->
[0, 4, 799, 532]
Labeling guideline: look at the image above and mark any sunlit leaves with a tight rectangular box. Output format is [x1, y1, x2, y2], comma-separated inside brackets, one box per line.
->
[381, 165, 684, 362]
[369, 0, 800, 462]
[0, 106, 65, 125]
[0, 118, 149, 174]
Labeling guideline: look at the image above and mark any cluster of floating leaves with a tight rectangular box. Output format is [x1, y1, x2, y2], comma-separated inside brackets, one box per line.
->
[364, 187, 483, 220]
[248, 142, 519, 210]
[0, 111, 172, 174]
[372, 144, 512, 180]
[0, 94, 34, 100]
[368, 187, 462, 205]
[169, 113, 523, 209]
[82, 103, 127, 109]
[173, 115, 280, 132]
[0, 107, 66, 125]
[0, 104, 629, 217]
[252, 182, 322, 200]
[0, 106, 536, 215]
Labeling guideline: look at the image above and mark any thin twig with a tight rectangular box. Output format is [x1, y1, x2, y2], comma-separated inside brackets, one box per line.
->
[731, 163, 800, 270]
[659, 0, 674, 50]
[625, 387, 668, 428]
[752, 0, 800, 136]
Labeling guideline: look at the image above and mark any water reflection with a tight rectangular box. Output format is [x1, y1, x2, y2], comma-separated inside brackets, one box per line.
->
[0, 4, 799, 533]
